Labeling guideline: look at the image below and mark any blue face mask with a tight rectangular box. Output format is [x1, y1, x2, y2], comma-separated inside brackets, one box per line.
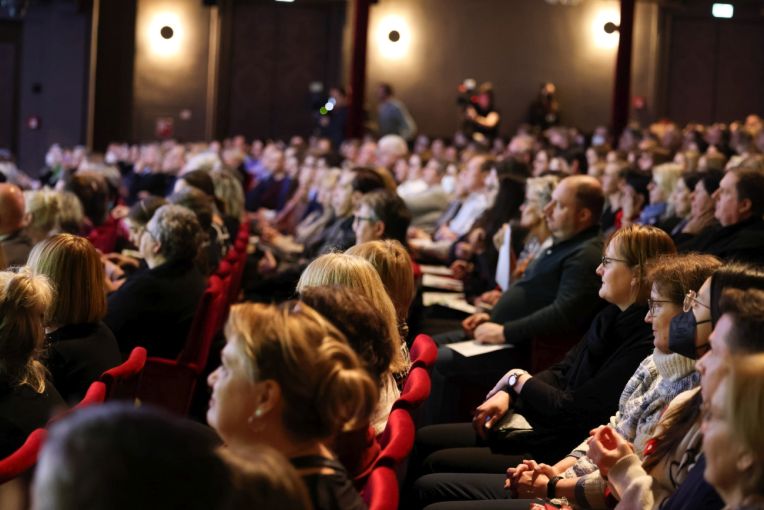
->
[669, 310, 711, 359]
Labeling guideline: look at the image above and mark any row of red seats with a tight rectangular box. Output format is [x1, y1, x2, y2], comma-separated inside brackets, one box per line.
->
[136, 222, 250, 415]
[362, 334, 437, 510]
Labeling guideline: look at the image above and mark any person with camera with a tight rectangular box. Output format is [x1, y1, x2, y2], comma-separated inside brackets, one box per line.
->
[462, 82, 501, 144]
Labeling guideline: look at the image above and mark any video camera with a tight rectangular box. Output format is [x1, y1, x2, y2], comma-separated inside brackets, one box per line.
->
[456, 78, 478, 108]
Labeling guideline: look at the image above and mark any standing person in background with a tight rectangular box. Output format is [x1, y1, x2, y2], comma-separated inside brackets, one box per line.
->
[377, 83, 417, 142]
[464, 82, 501, 145]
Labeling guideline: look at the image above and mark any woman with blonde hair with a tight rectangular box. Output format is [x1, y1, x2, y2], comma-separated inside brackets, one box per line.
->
[24, 189, 61, 243]
[297, 252, 409, 377]
[27, 234, 121, 403]
[207, 301, 377, 510]
[346, 239, 415, 339]
[0, 269, 64, 457]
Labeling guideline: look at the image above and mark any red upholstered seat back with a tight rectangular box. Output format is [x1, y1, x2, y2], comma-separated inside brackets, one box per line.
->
[361, 464, 399, 510]
[409, 334, 437, 372]
[394, 366, 431, 412]
[0, 428, 47, 484]
[100, 346, 147, 401]
[376, 408, 415, 467]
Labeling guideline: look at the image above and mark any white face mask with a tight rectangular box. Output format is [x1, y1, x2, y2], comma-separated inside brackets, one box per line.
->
[441, 175, 456, 195]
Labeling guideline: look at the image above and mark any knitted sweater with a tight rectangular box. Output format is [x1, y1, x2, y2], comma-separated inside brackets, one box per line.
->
[608, 389, 703, 510]
[563, 349, 700, 509]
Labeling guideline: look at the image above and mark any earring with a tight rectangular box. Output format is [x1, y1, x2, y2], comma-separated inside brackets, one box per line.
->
[255, 407, 264, 418]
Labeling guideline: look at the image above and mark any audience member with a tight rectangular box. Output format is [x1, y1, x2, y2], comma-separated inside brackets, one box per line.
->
[27, 234, 120, 403]
[377, 83, 417, 141]
[0, 183, 33, 268]
[31, 403, 272, 510]
[0, 269, 64, 458]
[426, 175, 606, 424]
[207, 301, 377, 510]
[351, 189, 412, 246]
[23, 189, 61, 244]
[105, 204, 206, 358]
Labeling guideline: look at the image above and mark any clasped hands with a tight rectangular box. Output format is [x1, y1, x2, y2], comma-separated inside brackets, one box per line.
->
[461, 312, 504, 344]
[505, 460, 558, 499]
[586, 425, 635, 478]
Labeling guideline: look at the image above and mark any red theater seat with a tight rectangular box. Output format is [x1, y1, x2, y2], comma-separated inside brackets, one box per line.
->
[0, 428, 47, 484]
[100, 346, 147, 401]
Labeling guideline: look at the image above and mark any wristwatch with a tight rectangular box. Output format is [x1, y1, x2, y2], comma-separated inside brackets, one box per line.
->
[547, 475, 563, 499]
[506, 369, 528, 398]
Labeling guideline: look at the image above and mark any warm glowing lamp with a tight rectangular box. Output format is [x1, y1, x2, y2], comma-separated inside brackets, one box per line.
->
[148, 12, 183, 57]
[592, 7, 620, 50]
[377, 15, 410, 60]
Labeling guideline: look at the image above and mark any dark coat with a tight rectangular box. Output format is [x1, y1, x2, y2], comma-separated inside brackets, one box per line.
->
[45, 322, 122, 404]
[105, 259, 206, 359]
[0, 379, 65, 458]
[679, 216, 764, 266]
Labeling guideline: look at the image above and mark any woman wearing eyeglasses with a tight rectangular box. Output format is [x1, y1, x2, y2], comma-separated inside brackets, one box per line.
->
[578, 263, 764, 510]
[411, 225, 676, 508]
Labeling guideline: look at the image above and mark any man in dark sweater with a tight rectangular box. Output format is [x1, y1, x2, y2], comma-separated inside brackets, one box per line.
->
[426, 176, 606, 423]
[679, 165, 764, 265]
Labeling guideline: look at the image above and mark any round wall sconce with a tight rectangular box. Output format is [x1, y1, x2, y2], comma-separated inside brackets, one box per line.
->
[603, 21, 619, 34]
[377, 15, 410, 60]
[388, 30, 400, 42]
[160, 25, 174, 39]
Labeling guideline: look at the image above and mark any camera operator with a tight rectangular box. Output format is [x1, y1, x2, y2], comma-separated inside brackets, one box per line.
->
[462, 81, 501, 144]
[528, 81, 560, 130]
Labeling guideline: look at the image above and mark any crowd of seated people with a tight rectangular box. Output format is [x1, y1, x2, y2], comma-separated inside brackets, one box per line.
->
[0, 112, 763, 510]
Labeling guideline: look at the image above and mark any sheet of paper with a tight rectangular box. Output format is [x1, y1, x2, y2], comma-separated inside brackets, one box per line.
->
[423, 292, 477, 314]
[419, 264, 454, 276]
[495, 224, 511, 291]
[445, 339, 513, 357]
[422, 273, 464, 292]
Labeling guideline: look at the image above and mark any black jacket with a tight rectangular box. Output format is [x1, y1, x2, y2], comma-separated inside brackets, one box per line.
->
[490, 226, 605, 346]
[0, 379, 65, 458]
[514, 304, 654, 442]
[105, 259, 206, 359]
[679, 216, 764, 266]
[46, 322, 122, 404]
[660, 456, 724, 510]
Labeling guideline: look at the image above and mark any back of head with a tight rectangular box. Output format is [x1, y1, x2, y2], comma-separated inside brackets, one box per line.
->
[127, 196, 168, 227]
[226, 302, 378, 440]
[297, 253, 406, 373]
[351, 167, 387, 194]
[710, 262, 764, 325]
[24, 189, 61, 239]
[647, 253, 722, 304]
[179, 170, 216, 198]
[0, 269, 53, 392]
[56, 191, 85, 235]
[345, 240, 415, 325]
[148, 204, 203, 263]
[731, 165, 764, 218]
[377, 135, 409, 159]
[0, 183, 26, 234]
[33, 403, 234, 510]
[66, 172, 109, 226]
[607, 225, 677, 304]
[698, 169, 724, 195]
[219, 447, 311, 510]
[169, 187, 214, 231]
[27, 234, 107, 327]
[718, 288, 764, 355]
[211, 170, 245, 219]
[299, 285, 393, 382]
[568, 174, 605, 223]
[725, 353, 764, 497]
[357, 189, 412, 245]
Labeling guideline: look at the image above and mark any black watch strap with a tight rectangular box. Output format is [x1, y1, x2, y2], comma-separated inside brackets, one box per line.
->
[547, 475, 563, 499]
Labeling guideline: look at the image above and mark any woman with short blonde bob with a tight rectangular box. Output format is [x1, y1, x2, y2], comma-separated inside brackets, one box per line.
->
[346, 239, 415, 339]
[207, 301, 377, 510]
[27, 234, 121, 403]
[297, 252, 409, 377]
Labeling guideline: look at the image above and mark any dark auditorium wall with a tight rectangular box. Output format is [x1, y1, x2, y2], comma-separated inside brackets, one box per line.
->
[14, 1, 91, 174]
[215, 0, 345, 141]
[364, 0, 659, 136]
[131, 0, 214, 142]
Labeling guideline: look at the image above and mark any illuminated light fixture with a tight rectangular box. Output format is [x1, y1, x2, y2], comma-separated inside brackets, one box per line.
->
[592, 7, 620, 50]
[377, 15, 410, 60]
[275, 0, 295, 2]
[712, 3, 734, 18]
[148, 12, 183, 57]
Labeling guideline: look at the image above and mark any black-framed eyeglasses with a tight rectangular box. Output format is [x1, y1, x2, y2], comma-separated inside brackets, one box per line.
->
[683, 289, 710, 313]
[647, 298, 673, 316]
[601, 256, 630, 268]
[353, 215, 377, 225]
